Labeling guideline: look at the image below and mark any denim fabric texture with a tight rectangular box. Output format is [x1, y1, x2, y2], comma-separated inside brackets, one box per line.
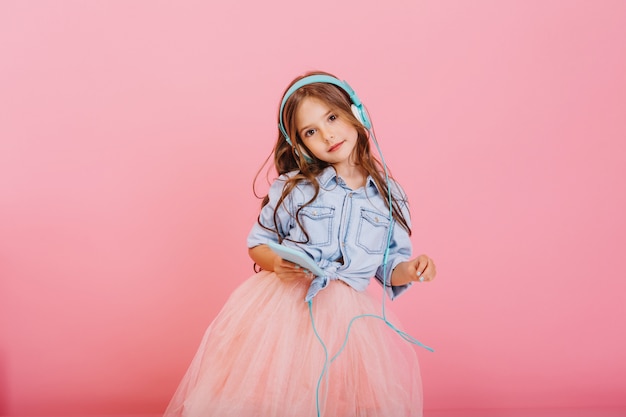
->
[247, 166, 413, 300]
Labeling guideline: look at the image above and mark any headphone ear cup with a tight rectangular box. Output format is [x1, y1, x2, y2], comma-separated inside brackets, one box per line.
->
[351, 103, 371, 129]
[295, 145, 314, 164]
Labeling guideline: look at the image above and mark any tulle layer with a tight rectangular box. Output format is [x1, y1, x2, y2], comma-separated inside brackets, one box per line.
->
[164, 271, 422, 417]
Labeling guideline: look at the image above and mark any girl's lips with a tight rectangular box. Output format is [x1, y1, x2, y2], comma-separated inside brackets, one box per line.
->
[328, 141, 344, 152]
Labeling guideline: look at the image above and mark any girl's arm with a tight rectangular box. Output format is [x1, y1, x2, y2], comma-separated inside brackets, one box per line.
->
[391, 255, 437, 286]
[248, 244, 279, 271]
[248, 244, 313, 281]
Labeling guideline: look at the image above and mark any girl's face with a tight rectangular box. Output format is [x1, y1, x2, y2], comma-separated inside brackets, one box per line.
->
[294, 97, 359, 168]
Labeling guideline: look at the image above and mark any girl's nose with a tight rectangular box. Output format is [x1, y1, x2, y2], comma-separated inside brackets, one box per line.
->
[321, 129, 334, 143]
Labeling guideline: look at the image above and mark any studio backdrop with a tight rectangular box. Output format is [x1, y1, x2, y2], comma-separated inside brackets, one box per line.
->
[1, 0, 625, 415]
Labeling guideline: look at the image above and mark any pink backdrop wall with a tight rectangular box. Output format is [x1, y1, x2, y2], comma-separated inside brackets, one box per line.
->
[1, 1, 625, 415]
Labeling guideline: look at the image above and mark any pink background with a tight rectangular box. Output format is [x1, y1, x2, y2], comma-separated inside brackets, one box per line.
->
[1, 1, 625, 415]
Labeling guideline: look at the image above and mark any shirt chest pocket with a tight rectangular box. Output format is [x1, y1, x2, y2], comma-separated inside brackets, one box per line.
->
[297, 206, 335, 246]
[356, 208, 391, 254]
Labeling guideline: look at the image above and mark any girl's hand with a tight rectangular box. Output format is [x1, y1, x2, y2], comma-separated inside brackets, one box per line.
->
[391, 255, 436, 286]
[273, 257, 314, 282]
[411, 254, 436, 283]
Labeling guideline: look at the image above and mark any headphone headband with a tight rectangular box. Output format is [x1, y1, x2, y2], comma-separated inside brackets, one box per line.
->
[278, 74, 371, 147]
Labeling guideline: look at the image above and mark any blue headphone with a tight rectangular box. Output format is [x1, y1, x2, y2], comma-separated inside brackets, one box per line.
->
[278, 74, 372, 149]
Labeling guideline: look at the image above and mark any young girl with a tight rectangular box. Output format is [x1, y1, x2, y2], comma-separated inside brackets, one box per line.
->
[164, 71, 436, 417]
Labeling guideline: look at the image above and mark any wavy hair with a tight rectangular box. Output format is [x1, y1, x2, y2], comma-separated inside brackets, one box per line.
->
[255, 70, 411, 243]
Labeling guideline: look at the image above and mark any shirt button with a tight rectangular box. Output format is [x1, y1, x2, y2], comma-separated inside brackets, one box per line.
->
[312, 210, 318, 215]
[375, 216, 379, 222]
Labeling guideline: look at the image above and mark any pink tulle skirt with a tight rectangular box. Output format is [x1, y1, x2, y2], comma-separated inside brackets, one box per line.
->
[164, 271, 423, 417]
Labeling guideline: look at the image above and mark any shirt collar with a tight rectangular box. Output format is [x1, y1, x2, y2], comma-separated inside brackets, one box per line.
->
[317, 166, 379, 191]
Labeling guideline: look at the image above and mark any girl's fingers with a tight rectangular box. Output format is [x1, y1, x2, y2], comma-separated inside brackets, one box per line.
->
[414, 256, 426, 281]
[415, 256, 436, 282]
[276, 259, 313, 281]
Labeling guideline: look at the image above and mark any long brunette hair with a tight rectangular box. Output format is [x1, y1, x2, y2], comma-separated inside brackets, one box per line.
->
[256, 71, 411, 242]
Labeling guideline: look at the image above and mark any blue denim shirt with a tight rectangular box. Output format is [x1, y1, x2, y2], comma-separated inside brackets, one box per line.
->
[247, 167, 413, 301]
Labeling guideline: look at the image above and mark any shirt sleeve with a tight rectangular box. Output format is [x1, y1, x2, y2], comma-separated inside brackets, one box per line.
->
[374, 181, 413, 300]
[247, 175, 295, 248]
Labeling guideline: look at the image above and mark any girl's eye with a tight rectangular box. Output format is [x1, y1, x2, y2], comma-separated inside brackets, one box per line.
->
[328, 114, 337, 122]
[304, 129, 316, 137]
